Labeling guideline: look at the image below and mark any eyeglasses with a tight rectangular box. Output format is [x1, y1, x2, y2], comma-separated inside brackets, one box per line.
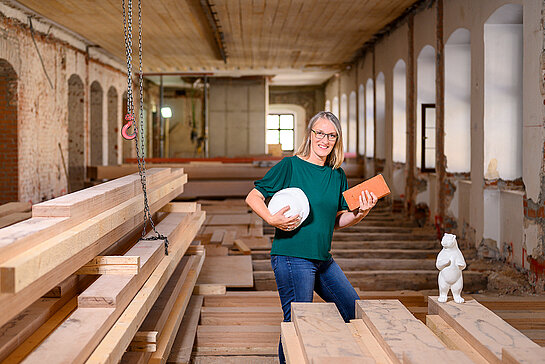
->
[311, 129, 338, 142]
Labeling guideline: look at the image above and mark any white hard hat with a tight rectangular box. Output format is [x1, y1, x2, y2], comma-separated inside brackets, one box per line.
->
[267, 187, 310, 228]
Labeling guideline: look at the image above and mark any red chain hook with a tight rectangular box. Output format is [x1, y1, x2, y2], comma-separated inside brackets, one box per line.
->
[121, 113, 137, 140]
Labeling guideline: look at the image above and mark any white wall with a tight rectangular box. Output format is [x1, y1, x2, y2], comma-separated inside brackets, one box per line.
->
[376, 72, 386, 159]
[365, 79, 374, 157]
[325, 99, 331, 112]
[484, 188, 501, 244]
[332, 96, 339, 119]
[445, 29, 471, 173]
[340, 93, 348, 152]
[393, 60, 406, 163]
[416, 45, 436, 169]
[349, 91, 357, 154]
[358, 84, 365, 155]
[484, 22, 523, 180]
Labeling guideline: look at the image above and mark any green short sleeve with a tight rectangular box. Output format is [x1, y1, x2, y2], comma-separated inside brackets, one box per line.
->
[254, 157, 292, 198]
[338, 167, 349, 211]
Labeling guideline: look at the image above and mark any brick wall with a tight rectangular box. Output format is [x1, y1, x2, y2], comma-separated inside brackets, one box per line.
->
[0, 59, 18, 203]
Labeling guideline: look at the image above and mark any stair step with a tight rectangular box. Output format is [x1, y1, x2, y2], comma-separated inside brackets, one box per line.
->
[252, 258, 436, 272]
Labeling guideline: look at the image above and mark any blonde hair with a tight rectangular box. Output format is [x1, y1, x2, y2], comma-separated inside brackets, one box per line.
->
[295, 111, 344, 169]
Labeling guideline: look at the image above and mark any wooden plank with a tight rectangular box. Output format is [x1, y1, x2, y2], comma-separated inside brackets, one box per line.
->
[194, 284, 227, 295]
[0, 176, 184, 294]
[222, 230, 237, 246]
[84, 212, 205, 364]
[204, 244, 229, 256]
[292, 302, 374, 363]
[356, 300, 447, 363]
[160, 202, 198, 213]
[197, 256, 253, 287]
[0, 212, 32, 229]
[501, 347, 545, 364]
[20, 212, 202, 364]
[208, 214, 252, 226]
[75, 256, 140, 275]
[402, 350, 473, 364]
[233, 239, 251, 255]
[1, 298, 77, 363]
[281, 322, 306, 364]
[149, 255, 206, 364]
[167, 295, 204, 364]
[0, 169, 178, 267]
[78, 213, 192, 308]
[210, 229, 225, 244]
[428, 297, 541, 364]
[0, 202, 32, 218]
[349, 319, 394, 364]
[425, 315, 489, 364]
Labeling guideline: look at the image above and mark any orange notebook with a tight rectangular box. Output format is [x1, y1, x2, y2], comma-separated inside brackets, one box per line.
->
[342, 174, 391, 211]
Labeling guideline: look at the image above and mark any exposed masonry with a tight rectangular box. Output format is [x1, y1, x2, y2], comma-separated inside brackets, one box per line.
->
[0, 4, 126, 202]
[0, 59, 18, 203]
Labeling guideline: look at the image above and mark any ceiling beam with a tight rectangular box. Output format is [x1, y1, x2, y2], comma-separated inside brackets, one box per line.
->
[199, 0, 228, 64]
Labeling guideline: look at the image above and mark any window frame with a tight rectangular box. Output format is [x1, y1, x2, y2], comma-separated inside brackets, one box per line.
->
[266, 113, 295, 152]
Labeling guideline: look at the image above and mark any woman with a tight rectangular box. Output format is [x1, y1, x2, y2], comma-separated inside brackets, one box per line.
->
[245, 111, 377, 363]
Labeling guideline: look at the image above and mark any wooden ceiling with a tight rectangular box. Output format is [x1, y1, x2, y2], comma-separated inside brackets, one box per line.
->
[16, 0, 418, 81]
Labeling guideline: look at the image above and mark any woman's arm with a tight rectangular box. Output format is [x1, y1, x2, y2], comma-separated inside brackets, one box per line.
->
[245, 188, 301, 231]
[335, 190, 377, 230]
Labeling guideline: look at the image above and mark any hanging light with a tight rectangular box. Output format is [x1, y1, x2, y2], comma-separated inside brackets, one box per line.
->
[161, 106, 172, 118]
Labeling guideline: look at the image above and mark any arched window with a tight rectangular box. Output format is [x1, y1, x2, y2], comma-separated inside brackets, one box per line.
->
[348, 91, 357, 154]
[68, 74, 85, 192]
[445, 28, 471, 173]
[365, 79, 374, 157]
[107, 87, 118, 165]
[375, 72, 385, 159]
[358, 84, 365, 155]
[0, 59, 18, 202]
[90, 81, 103, 166]
[340, 94, 348, 152]
[417, 45, 436, 171]
[393, 60, 406, 163]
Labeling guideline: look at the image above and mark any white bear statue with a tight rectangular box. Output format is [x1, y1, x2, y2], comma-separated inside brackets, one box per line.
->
[436, 233, 466, 303]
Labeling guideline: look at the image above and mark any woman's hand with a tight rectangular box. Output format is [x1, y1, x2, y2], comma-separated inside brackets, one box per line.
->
[267, 206, 302, 231]
[357, 190, 377, 215]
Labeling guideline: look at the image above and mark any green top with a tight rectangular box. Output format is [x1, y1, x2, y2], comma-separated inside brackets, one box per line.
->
[254, 156, 349, 261]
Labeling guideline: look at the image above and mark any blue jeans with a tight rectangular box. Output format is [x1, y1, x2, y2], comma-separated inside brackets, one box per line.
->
[271, 255, 360, 363]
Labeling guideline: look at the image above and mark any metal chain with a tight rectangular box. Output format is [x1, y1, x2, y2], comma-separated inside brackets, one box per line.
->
[122, 0, 169, 255]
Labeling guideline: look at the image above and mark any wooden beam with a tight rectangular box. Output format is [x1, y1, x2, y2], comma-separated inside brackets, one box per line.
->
[75, 256, 140, 275]
[160, 202, 198, 213]
[78, 213, 193, 308]
[425, 315, 488, 364]
[502, 347, 545, 364]
[197, 255, 253, 287]
[149, 253, 206, 364]
[0, 202, 32, 218]
[428, 297, 540, 364]
[233, 239, 251, 255]
[0, 212, 32, 229]
[292, 302, 374, 363]
[280, 322, 306, 364]
[193, 284, 226, 295]
[348, 319, 394, 364]
[20, 212, 203, 364]
[166, 295, 204, 364]
[0, 175, 184, 293]
[84, 212, 205, 364]
[1, 298, 77, 363]
[355, 300, 447, 363]
[402, 349, 473, 364]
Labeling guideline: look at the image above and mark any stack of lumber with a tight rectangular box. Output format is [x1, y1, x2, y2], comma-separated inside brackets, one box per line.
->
[0, 168, 207, 363]
[87, 162, 364, 199]
[281, 297, 545, 364]
[0, 202, 31, 229]
[253, 201, 488, 291]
